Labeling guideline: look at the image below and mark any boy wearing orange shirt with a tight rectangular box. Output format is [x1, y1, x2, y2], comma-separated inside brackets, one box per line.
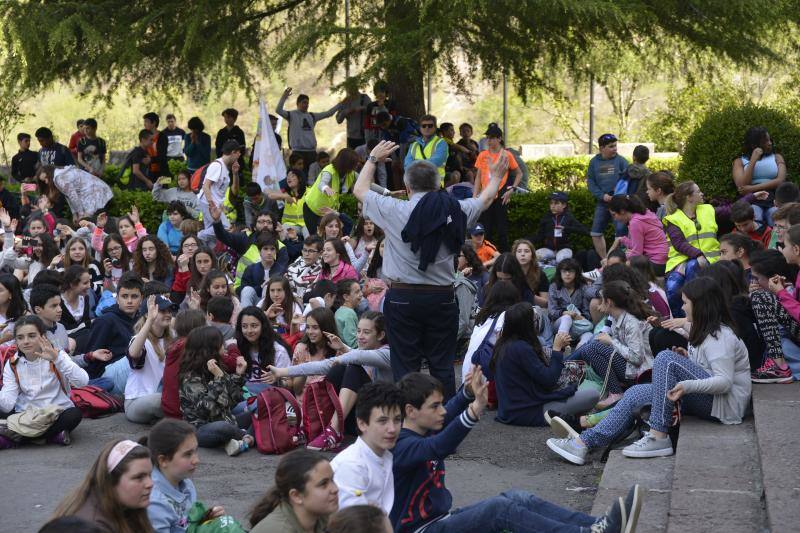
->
[472, 123, 522, 251]
[470, 224, 500, 267]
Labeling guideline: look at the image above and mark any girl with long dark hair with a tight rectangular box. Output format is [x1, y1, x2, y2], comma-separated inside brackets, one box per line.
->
[547, 277, 751, 464]
[492, 303, 599, 427]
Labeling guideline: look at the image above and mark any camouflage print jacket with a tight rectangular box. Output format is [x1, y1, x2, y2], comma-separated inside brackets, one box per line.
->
[179, 372, 246, 428]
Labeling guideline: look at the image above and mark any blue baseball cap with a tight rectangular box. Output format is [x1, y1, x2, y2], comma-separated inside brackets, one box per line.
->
[470, 224, 486, 236]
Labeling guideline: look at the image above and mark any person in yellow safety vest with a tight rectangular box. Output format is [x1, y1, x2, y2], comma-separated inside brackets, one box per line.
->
[267, 170, 307, 234]
[207, 202, 289, 292]
[403, 114, 448, 186]
[663, 181, 767, 318]
[302, 148, 361, 232]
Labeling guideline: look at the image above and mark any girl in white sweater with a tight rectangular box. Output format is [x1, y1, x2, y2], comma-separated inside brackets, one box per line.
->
[547, 276, 751, 464]
[0, 315, 88, 448]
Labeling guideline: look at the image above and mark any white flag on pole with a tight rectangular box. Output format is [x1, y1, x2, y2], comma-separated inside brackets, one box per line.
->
[252, 98, 286, 193]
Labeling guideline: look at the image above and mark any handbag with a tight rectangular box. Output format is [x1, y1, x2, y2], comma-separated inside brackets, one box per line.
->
[470, 314, 502, 380]
[555, 360, 585, 391]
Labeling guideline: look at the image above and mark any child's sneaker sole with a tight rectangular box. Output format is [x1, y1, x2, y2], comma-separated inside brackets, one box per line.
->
[751, 376, 794, 384]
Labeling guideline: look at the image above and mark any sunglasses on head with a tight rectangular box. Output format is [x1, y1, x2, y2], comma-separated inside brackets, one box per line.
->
[600, 134, 617, 143]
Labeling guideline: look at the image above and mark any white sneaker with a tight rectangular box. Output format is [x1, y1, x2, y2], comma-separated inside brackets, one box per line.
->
[225, 439, 248, 457]
[621, 431, 673, 458]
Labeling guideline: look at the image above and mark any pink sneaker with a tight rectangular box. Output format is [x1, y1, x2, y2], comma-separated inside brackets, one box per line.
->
[306, 426, 342, 452]
[752, 358, 793, 384]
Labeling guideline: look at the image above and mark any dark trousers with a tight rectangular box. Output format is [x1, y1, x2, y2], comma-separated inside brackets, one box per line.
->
[303, 203, 355, 237]
[327, 363, 372, 435]
[479, 197, 509, 252]
[649, 327, 688, 358]
[384, 287, 458, 399]
[347, 137, 366, 149]
[292, 150, 317, 172]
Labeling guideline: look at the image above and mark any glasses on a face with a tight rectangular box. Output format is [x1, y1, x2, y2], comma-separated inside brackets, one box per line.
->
[107, 246, 122, 253]
[302, 248, 319, 254]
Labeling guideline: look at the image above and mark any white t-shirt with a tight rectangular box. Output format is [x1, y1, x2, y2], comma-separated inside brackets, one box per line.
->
[125, 338, 166, 400]
[331, 436, 394, 515]
[197, 159, 230, 205]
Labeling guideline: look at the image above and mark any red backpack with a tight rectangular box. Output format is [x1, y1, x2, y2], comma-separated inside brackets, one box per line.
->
[302, 380, 344, 444]
[2, 349, 122, 419]
[70, 385, 124, 418]
[191, 160, 222, 192]
[252, 387, 304, 454]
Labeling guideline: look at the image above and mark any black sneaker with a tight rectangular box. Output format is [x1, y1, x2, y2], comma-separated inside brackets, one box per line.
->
[623, 485, 643, 533]
[591, 497, 626, 533]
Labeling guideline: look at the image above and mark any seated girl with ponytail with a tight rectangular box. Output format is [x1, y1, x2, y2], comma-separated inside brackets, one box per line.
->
[568, 280, 655, 410]
[662, 180, 766, 317]
[248, 449, 339, 533]
[0, 315, 88, 449]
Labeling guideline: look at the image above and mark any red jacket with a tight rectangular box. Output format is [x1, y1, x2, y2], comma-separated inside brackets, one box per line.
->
[161, 338, 242, 419]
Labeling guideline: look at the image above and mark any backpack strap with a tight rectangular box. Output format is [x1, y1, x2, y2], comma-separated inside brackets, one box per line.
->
[10, 354, 68, 395]
[479, 314, 502, 346]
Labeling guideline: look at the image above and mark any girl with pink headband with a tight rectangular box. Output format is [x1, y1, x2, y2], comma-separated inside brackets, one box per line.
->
[52, 438, 154, 533]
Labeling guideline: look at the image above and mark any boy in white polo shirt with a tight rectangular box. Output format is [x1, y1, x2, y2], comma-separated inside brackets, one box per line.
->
[330, 382, 405, 515]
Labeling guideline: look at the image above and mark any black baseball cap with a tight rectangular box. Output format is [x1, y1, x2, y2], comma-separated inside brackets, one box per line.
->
[549, 191, 568, 203]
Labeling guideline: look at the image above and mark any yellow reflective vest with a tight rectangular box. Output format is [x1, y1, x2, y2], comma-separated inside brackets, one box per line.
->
[304, 164, 356, 215]
[409, 136, 447, 181]
[664, 204, 720, 272]
[282, 195, 305, 229]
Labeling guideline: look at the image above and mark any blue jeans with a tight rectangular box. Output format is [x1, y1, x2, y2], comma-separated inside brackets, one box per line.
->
[384, 287, 458, 400]
[87, 376, 115, 392]
[752, 204, 777, 227]
[781, 336, 800, 379]
[101, 357, 132, 396]
[233, 382, 272, 415]
[665, 258, 702, 318]
[590, 202, 626, 237]
[424, 490, 597, 533]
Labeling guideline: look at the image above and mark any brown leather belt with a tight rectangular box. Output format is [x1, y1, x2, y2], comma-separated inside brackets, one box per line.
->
[390, 283, 454, 292]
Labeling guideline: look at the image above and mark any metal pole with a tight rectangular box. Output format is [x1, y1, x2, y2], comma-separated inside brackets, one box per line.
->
[502, 75, 509, 145]
[426, 66, 433, 113]
[344, 0, 351, 79]
[588, 73, 595, 154]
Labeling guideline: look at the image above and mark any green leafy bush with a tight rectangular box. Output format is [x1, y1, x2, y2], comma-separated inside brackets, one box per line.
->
[340, 187, 609, 249]
[681, 104, 800, 200]
[526, 156, 680, 191]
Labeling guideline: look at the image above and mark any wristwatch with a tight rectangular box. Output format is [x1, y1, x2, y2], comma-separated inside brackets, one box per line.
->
[368, 155, 378, 164]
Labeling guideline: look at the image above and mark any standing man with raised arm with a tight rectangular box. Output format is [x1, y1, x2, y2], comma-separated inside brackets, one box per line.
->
[354, 140, 509, 399]
[276, 87, 342, 172]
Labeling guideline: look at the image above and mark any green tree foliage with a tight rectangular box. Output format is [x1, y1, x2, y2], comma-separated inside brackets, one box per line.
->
[0, 1, 796, 117]
[641, 82, 751, 152]
[680, 104, 800, 199]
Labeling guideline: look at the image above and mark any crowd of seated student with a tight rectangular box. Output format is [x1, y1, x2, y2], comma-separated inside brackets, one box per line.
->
[6, 118, 800, 533]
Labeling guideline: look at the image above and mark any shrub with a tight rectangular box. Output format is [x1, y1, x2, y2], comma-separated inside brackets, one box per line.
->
[340, 186, 609, 250]
[681, 104, 800, 200]
[526, 156, 680, 191]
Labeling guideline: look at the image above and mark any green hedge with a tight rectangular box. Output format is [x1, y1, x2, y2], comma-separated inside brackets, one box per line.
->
[91, 155, 677, 238]
[340, 186, 607, 248]
[526, 156, 681, 191]
[681, 104, 800, 200]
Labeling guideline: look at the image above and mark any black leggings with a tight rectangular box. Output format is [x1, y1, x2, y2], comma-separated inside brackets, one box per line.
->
[649, 327, 688, 358]
[326, 364, 372, 436]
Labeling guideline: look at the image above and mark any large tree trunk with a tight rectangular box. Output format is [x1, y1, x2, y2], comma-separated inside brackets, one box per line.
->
[384, 0, 425, 119]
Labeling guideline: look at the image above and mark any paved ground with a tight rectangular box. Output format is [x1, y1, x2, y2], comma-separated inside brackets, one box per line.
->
[1, 410, 604, 531]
